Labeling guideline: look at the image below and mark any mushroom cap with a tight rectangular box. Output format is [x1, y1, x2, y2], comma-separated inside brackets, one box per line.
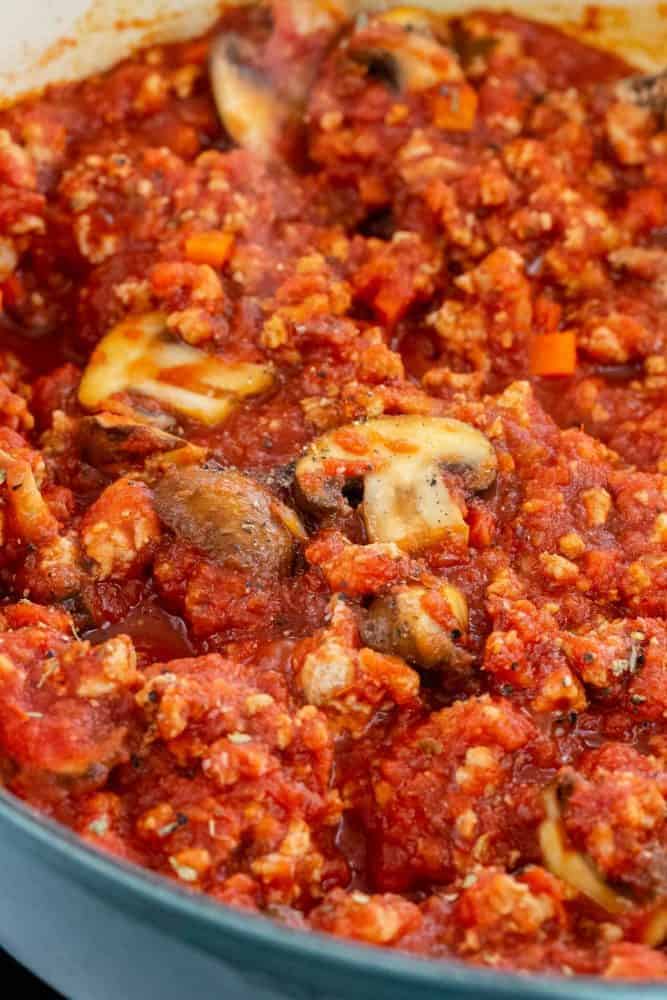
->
[361, 581, 469, 670]
[153, 466, 300, 577]
[295, 415, 497, 553]
[349, 9, 462, 93]
[209, 33, 285, 158]
[78, 412, 185, 469]
[616, 69, 667, 118]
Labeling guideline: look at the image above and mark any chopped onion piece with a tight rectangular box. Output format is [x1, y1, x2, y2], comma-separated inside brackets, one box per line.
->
[539, 787, 631, 917]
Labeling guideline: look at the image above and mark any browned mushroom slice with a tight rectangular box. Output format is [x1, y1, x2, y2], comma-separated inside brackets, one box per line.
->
[78, 412, 187, 469]
[616, 69, 667, 118]
[78, 313, 273, 426]
[350, 8, 462, 93]
[540, 783, 667, 947]
[295, 416, 496, 553]
[153, 466, 305, 576]
[361, 581, 469, 669]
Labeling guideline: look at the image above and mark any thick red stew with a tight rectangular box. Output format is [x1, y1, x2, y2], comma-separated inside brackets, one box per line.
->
[0, 2, 665, 980]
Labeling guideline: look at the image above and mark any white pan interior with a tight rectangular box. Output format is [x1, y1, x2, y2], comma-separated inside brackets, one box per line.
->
[0, 1, 664, 105]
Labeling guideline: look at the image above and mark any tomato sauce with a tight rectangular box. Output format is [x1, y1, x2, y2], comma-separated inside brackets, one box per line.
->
[0, 3, 664, 982]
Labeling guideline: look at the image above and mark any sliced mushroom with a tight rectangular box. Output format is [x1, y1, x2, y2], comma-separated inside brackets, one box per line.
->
[78, 313, 273, 426]
[540, 784, 667, 946]
[153, 466, 304, 576]
[78, 412, 187, 469]
[539, 785, 631, 917]
[210, 1, 350, 158]
[209, 33, 285, 157]
[360, 581, 468, 669]
[295, 416, 496, 553]
[350, 9, 462, 93]
[616, 69, 667, 119]
[0, 448, 59, 547]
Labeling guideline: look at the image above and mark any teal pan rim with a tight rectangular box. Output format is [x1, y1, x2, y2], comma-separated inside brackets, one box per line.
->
[0, 787, 663, 1000]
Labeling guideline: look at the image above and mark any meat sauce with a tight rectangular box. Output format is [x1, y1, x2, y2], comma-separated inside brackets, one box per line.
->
[0, 2, 665, 981]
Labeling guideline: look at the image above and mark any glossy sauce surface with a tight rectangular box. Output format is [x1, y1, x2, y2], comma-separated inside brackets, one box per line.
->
[0, 4, 664, 981]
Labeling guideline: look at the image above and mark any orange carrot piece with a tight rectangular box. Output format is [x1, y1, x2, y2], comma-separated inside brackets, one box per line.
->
[185, 231, 235, 268]
[432, 84, 478, 131]
[529, 331, 577, 376]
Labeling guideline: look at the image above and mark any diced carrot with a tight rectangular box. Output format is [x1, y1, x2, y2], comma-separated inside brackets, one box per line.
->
[529, 331, 577, 376]
[184, 231, 235, 268]
[432, 84, 478, 132]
